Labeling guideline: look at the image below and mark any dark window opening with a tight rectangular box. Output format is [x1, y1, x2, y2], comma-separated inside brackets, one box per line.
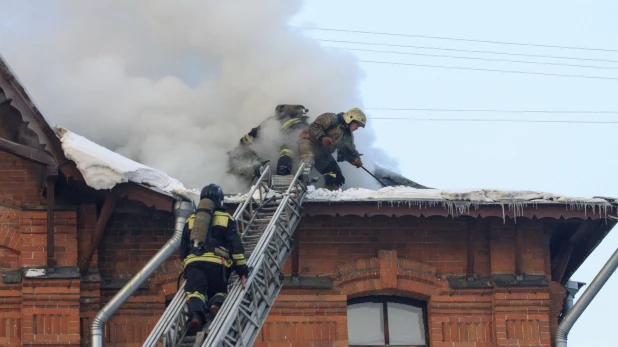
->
[347, 296, 428, 346]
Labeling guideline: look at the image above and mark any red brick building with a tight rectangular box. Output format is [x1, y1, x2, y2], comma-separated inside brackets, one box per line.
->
[1, 56, 617, 347]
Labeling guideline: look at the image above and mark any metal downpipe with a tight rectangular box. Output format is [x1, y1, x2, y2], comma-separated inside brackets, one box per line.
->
[556, 248, 618, 347]
[91, 200, 193, 347]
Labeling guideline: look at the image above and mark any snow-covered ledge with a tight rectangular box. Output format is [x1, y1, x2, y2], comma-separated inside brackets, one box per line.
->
[55, 126, 199, 202]
[54, 126, 616, 221]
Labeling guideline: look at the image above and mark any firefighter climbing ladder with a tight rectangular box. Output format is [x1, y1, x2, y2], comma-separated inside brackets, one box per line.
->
[143, 163, 308, 347]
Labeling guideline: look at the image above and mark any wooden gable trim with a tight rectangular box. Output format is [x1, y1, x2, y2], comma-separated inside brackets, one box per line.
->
[0, 57, 83, 181]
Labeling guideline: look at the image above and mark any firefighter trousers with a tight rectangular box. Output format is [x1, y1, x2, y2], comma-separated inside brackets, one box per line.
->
[184, 261, 230, 321]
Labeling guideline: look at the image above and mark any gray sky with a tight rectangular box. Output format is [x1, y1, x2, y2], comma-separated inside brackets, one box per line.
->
[293, 1, 617, 345]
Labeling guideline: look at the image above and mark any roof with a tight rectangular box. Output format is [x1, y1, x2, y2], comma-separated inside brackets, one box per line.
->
[54, 123, 618, 221]
[0, 54, 82, 179]
[0, 54, 180, 211]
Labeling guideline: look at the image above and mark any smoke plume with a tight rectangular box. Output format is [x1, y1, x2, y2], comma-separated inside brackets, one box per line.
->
[0, 1, 397, 192]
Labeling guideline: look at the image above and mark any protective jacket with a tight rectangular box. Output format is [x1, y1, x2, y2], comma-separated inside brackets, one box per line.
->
[239, 105, 309, 146]
[180, 209, 248, 277]
[298, 112, 361, 189]
[302, 112, 360, 162]
[235, 104, 310, 176]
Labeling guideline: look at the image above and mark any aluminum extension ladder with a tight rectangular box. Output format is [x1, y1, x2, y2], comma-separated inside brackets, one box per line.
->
[143, 164, 308, 347]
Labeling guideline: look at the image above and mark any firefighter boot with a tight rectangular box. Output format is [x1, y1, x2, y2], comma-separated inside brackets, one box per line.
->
[276, 146, 293, 175]
[208, 293, 226, 318]
[187, 311, 204, 336]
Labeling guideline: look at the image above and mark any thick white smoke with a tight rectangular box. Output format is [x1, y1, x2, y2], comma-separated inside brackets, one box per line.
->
[0, 1, 397, 192]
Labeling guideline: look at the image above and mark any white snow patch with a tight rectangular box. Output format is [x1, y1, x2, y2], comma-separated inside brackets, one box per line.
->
[25, 268, 46, 277]
[56, 126, 200, 202]
[222, 185, 615, 218]
[304, 186, 614, 222]
[304, 185, 610, 205]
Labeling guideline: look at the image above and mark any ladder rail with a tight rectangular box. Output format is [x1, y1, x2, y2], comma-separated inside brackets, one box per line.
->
[142, 166, 273, 347]
[202, 164, 307, 347]
[224, 179, 306, 347]
[233, 167, 273, 235]
[238, 200, 302, 347]
[238, 164, 305, 267]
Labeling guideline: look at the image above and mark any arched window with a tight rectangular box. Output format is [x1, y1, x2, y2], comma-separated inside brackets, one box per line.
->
[347, 296, 428, 346]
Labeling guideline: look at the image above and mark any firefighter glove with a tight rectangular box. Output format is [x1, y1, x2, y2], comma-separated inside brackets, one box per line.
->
[352, 157, 363, 168]
[321, 136, 335, 147]
[235, 264, 249, 278]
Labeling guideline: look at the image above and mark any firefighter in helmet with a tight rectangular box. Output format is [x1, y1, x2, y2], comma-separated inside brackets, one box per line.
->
[180, 184, 248, 334]
[228, 104, 310, 182]
[299, 107, 366, 190]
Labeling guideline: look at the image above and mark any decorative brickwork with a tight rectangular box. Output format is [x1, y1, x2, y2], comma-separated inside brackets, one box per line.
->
[256, 216, 570, 347]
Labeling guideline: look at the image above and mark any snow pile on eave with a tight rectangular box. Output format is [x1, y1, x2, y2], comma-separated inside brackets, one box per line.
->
[304, 186, 616, 220]
[55, 126, 199, 202]
[226, 185, 614, 206]
[304, 185, 613, 205]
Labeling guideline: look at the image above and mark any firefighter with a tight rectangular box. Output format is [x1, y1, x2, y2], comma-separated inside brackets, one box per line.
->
[299, 107, 366, 190]
[228, 104, 310, 181]
[180, 184, 249, 334]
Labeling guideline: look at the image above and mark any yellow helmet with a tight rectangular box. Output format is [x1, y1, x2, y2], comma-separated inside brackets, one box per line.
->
[343, 107, 366, 128]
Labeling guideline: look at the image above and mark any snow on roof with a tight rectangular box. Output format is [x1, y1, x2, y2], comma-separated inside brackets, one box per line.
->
[55, 126, 200, 202]
[298, 186, 615, 221]
[227, 185, 615, 218]
[304, 185, 610, 205]
[55, 126, 616, 217]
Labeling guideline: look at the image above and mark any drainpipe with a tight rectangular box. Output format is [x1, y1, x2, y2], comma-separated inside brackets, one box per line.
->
[559, 281, 585, 323]
[91, 200, 193, 347]
[556, 247, 618, 347]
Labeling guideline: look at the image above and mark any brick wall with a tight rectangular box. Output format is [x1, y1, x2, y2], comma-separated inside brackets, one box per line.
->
[0, 208, 82, 346]
[0, 206, 20, 270]
[0, 150, 173, 346]
[0, 151, 45, 207]
[1, 148, 573, 347]
[91, 209, 177, 346]
[290, 215, 497, 276]
[21, 279, 81, 346]
[257, 215, 562, 347]
[0, 151, 82, 346]
[98, 211, 175, 279]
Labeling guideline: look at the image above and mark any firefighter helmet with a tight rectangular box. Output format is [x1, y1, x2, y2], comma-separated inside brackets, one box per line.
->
[343, 107, 366, 128]
[275, 104, 308, 119]
[200, 184, 225, 209]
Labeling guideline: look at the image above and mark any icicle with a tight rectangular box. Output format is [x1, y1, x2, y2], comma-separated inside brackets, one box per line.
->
[444, 202, 454, 217]
[501, 203, 506, 224]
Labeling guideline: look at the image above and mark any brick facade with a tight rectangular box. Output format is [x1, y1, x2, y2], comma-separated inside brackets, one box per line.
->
[0, 152, 81, 346]
[0, 150, 604, 346]
[252, 216, 563, 347]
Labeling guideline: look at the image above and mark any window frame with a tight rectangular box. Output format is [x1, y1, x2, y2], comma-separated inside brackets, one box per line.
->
[347, 295, 429, 347]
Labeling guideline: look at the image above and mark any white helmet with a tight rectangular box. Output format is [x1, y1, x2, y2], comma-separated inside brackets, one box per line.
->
[343, 107, 366, 128]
